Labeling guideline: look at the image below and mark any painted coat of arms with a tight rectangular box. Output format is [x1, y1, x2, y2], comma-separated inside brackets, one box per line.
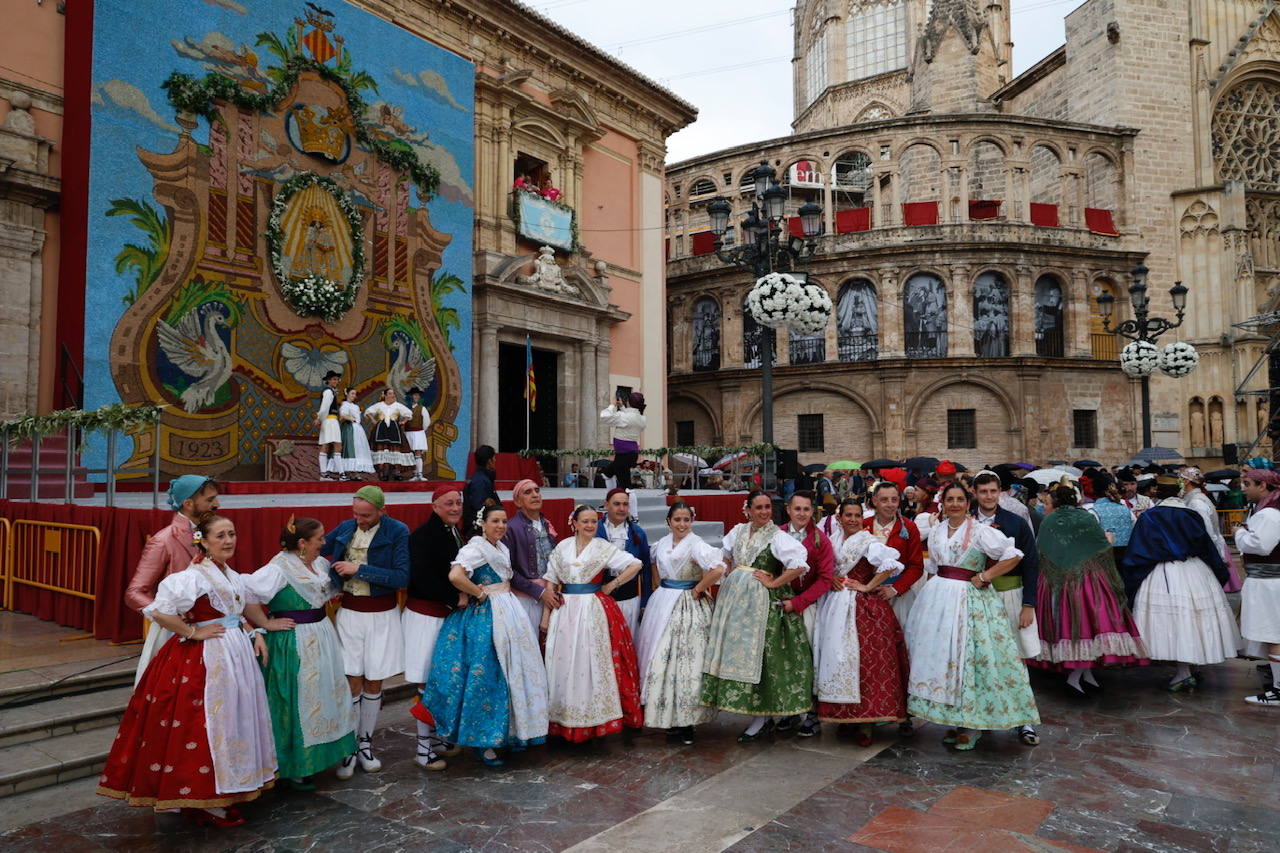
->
[86, 0, 474, 478]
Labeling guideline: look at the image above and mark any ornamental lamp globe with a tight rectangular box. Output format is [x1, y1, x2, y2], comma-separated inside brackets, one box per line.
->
[752, 161, 775, 199]
[742, 209, 766, 242]
[707, 197, 731, 237]
[1128, 264, 1150, 311]
[1096, 290, 1115, 321]
[762, 182, 787, 221]
[1169, 280, 1188, 312]
[798, 200, 823, 237]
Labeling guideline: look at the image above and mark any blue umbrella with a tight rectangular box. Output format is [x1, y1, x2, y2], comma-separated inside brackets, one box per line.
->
[1073, 459, 1103, 468]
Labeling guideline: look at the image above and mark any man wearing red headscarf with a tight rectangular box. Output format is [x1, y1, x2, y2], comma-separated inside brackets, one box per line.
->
[1234, 467, 1280, 706]
[404, 483, 468, 770]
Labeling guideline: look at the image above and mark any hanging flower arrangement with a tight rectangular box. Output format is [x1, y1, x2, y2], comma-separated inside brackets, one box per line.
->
[1119, 340, 1160, 377]
[266, 172, 365, 324]
[747, 272, 832, 333]
[1159, 341, 1200, 378]
[790, 280, 834, 335]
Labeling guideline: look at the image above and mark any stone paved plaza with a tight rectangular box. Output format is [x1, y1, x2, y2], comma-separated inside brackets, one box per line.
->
[1, 659, 1275, 853]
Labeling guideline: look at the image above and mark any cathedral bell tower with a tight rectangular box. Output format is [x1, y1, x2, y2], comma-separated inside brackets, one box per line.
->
[909, 0, 1010, 114]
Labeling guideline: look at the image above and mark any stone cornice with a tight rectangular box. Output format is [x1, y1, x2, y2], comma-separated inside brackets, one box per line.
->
[0, 77, 63, 115]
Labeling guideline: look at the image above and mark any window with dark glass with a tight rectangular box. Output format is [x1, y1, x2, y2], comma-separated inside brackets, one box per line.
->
[1073, 410, 1098, 448]
[675, 420, 695, 447]
[798, 414, 824, 453]
[947, 409, 976, 449]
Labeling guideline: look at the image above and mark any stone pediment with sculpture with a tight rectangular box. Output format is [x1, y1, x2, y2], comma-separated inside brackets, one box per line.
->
[89, 1, 474, 479]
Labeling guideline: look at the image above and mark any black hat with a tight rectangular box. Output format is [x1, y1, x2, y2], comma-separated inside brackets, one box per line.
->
[407, 387, 423, 396]
[1116, 469, 1137, 483]
[323, 370, 342, 381]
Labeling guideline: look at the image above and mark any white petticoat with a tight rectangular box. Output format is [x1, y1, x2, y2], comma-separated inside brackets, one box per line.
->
[1132, 558, 1241, 665]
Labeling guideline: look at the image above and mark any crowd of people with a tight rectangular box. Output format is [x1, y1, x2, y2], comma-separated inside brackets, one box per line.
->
[97, 453, 1280, 828]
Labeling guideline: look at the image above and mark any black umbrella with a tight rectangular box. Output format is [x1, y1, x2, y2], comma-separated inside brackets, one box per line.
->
[904, 456, 940, 470]
[1129, 446, 1184, 463]
[1206, 468, 1240, 480]
[588, 459, 611, 467]
[803, 463, 827, 474]
[1073, 459, 1103, 468]
[863, 458, 899, 470]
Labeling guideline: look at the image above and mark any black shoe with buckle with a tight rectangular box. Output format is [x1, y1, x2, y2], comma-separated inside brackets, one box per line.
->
[737, 719, 775, 743]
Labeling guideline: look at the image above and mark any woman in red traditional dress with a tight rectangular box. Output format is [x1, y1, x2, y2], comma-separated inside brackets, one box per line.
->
[542, 505, 644, 741]
[97, 515, 277, 827]
[813, 500, 911, 745]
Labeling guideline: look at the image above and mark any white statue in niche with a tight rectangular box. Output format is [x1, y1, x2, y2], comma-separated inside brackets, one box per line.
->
[519, 245, 575, 295]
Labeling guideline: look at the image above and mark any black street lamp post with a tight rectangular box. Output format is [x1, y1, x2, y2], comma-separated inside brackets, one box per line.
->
[1096, 264, 1189, 448]
[705, 161, 822, 488]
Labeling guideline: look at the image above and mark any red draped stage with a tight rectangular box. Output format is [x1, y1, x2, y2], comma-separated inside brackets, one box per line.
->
[668, 492, 747, 530]
[0, 496, 574, 643]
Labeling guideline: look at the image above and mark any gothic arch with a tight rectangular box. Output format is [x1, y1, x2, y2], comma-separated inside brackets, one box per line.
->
[964, 135, 1010, 157]
[855, 101, 896, 122]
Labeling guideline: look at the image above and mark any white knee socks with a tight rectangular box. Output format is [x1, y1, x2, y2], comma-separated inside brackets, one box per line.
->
[413, 457, 423, 479]
[359, 692, 382, 740]
[1270, 661, 1280, 687]
[743, 716, 770, 736]
[319, 453, 330, 476]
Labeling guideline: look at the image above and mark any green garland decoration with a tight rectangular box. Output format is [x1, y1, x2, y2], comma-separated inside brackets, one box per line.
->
[266, 172, 365, 323]
[517, 443, 777, 461]
[161, 55, 440, 199]
[3, 404, 166, 445]
[512, 187, 579, 251]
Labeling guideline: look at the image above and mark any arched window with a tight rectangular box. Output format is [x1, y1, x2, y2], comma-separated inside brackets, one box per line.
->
[1034, 275, 1065, 357]
[743, 295, 775, 369]
[846, 0, 907, 81]
[837, 278, 878, 361]
[688, 177, 718, 198]
[904, 273, 947, 358]
[972, 272, 1010, 357]
[1089, 279, 1120, 360]
[691, 296, 721, 371]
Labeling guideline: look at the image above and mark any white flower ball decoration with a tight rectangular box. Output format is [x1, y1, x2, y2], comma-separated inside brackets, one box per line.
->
[788, 281, 833, 335]
[1159, 341, 1200, 378]
[1119, 340, 1160, 377]
[748, 272, 802, 330]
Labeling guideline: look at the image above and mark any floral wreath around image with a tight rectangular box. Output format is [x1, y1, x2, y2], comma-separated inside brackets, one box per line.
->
[1159, 341, 1200, 378]
[267, 172, 366, 324]
[1119, 340, 1160, 377]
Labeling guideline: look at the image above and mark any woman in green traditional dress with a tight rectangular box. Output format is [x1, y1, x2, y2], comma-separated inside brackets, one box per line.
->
[245, 518, 356, 788]
[904, 482, 1040, 751]
[702, 490, 814, 742]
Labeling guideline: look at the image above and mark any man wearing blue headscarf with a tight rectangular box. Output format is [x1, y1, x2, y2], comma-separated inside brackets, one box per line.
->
[124, 474, 220, 684]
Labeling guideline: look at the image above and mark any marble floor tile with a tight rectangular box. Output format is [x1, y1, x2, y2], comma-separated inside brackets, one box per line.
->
[847, 805, 1103, 853]
[925, 784, 1056, 834]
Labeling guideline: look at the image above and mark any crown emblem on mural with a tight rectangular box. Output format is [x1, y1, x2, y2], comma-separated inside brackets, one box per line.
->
[291, 103, 352, 160]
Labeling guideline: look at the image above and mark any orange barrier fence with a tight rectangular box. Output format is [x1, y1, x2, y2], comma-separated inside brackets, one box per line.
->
[1218, 508, 1246, 535]
[0, 518, 9, 609]
[3, 520, 101, 614]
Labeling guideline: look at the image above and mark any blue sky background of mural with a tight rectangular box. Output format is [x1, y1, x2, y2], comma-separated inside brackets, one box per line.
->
[85, 0, 474, 475]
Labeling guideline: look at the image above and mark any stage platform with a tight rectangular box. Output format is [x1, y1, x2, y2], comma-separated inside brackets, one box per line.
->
[0, 487, 746, 645]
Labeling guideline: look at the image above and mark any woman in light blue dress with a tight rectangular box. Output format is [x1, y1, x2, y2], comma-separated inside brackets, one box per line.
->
[423, 505, 549, 767]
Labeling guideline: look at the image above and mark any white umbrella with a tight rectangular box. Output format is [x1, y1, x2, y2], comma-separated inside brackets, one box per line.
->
[712, 451, 752, 470]
[1024, 468, 1075, 486]
[1053, 464, 1084, 478]
[1206, 483, 1228, 493]
[671, 452, 708, 469]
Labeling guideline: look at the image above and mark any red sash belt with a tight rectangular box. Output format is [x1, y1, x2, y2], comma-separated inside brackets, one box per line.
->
[405, 597, 451, 618]
[937, 565, 977, 581]
[340, 592, 397, 612]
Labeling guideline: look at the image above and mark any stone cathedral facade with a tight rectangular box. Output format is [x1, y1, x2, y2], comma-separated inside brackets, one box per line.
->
[665, 0, 1280, 469]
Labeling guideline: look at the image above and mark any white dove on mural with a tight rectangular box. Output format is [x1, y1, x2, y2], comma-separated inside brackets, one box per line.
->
[387, 334, 436, 400]
[156, 305, 233, 413]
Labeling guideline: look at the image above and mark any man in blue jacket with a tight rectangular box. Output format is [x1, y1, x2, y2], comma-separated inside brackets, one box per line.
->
[595, 488, 652, 637]
[323, 485, 410, 779]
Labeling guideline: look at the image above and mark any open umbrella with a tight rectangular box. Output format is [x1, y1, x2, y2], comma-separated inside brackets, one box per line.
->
[1025, 468, 1076, 486]
[1205, 483, 1228, 493]
[1073, 459, 1103, 468]
[1129, 446, 1184, 464]
[1010, 462, 1038, 470]
[712, 451, 752, 470]
[671, 452, 708, 469]
[803, 463, 828, 474]
[588, 459, 611, 468]
[830, 460, 862, 470]
[904, 456, 940, 470]
[1206, 468, 1240, 480]
[863, 458, 897, 470]
[1053, 464, 1084, 477]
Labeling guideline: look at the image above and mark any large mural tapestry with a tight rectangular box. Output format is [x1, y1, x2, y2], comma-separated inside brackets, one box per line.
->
[86, 0, 474, 478]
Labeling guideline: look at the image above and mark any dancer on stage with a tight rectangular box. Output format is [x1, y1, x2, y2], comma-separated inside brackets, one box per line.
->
[865, 481, 925, 631]
[503, 479, 564, 636]
[600, 391, 646, 490]
[1032, 483, 1148, 691]
[322, 486, 410, 777]
[425, 504, 549, 766]
[596, 488, 652, 638]
[336, 388, 374, 481]
[702, 491, 814, 743]
[1122, 476, 1240, 691]
[404, 387, 431, 482]
[778, 491, 834, 739]
[125, 475, 220, 685]
[1232, 467, 1280, 705]
[315, 370, 343, 480]
[814, 500, 909, 746]
[98, 515, 275, 827]
[542, 505, 644, 741]
[404, 483, 467, 770]
[245, 518, 355, 789]
[905, 482, 1039, 751]
[365, 388, 414, 482]
[634, 501, 725, 744]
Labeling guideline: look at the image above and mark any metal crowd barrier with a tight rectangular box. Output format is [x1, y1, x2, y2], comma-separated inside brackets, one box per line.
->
[3, 521, 101, 633]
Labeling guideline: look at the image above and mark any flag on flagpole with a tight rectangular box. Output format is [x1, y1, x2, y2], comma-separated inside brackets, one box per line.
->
[525, 336, 537, 412]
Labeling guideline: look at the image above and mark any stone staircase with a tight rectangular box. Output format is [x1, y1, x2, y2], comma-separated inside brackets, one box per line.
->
[630, 490, 724, 548]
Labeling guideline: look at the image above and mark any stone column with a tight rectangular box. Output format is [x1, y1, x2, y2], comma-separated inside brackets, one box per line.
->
[878, 267, 903, 358]
[878, 368, 908, 458]
[1069, 269, 1091, 357]
[1011, 265, 1036, 356]
[477, 325, 500, 447]
[579, 341, 597, 449]
[948, 263, 972, 358]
